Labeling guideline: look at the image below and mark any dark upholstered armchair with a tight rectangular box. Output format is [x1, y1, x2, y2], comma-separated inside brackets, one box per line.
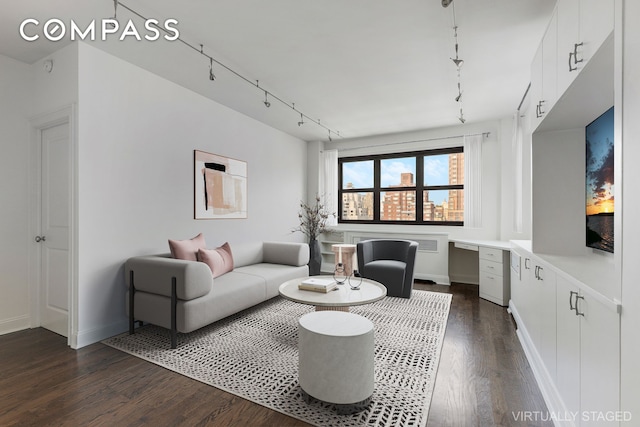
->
[356, 239, 418, 298]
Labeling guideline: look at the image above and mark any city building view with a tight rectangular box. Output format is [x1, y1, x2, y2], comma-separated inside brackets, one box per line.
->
[341, 152, 464, 223]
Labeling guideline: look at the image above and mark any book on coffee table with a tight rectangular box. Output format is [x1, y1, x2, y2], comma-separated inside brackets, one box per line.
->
[298, 278, 337, 293]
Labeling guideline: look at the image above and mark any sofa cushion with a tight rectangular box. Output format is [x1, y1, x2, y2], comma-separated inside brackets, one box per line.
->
[235, 263, 309, 299]
[169, 233, 206, 261]
[263, 241, 310, 266]
[197, 242, 234, 278]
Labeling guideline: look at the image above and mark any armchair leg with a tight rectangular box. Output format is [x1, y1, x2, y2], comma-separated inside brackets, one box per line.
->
[129, 270, 135, 335]
[171, 277, 177, 349]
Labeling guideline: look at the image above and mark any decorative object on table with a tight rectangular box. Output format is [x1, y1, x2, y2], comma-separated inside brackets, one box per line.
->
[298, 277, 337, 293]
[348, 271, 363, 290]
[103, 290, 453, 427]
[333, 262, 347, 285]
[194, 150, 247, 219]
[292, 195, 335, 275]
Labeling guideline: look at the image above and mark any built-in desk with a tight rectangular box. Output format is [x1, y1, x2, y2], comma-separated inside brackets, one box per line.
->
[449, 239, 511, 306]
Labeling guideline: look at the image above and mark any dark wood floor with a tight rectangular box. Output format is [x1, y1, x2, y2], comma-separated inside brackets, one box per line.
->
[0, 283, 552, 426]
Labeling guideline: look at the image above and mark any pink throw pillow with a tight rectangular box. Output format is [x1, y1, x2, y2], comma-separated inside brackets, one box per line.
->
[197, 242, 234, 278]
[168, 233, 206, 261]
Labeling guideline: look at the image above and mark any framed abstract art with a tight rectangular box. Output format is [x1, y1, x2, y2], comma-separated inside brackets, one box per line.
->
[194, 150, 247, 219]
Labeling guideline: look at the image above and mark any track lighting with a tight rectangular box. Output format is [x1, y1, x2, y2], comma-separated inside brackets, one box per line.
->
[458, 109, 466, 123]
[447, 4, 467, 123]
[328, 130, 332, 142]
[450, 27, 464, 68]
[111, 1, 341, 139]
[209, 58, 216, 81]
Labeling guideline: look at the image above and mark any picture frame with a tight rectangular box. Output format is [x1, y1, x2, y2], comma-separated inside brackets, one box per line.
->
[194, 150, 248, 219]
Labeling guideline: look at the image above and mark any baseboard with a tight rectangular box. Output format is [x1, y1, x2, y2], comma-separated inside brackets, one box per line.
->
[0, 314, 30, 336]
[414, 273, 450, 285]
[72, 319, 129, 349]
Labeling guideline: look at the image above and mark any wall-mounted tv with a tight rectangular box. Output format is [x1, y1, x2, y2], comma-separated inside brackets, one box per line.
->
[585, 106, 614, 253]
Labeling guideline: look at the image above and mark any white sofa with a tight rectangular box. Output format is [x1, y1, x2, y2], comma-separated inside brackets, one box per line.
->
[125, 241, 309, 348]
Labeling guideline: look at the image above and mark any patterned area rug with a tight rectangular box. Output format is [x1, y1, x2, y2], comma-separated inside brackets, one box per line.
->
[103, 289, 452, 427]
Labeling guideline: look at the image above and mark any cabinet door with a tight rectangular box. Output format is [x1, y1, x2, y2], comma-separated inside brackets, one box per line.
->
[530, 42, 544, 131]
[579, 290, 620, 426]
[580, 0, 614, 68]
[557, 0, 581, 94]
[510, 250, 523, 310]
[519, 256, 539, 344]
[541, 9, 558, 116]
[530, 9, 558, 130]
[555, 275, 581, 419]
[535, 261, 557, 380]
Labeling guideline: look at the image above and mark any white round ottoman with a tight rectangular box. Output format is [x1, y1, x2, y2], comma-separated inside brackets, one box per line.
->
[298, 310, 374, 414]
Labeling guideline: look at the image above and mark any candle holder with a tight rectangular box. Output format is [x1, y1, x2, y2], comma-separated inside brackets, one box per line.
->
[333, 263, 347, 285]
[348, 270, 363, 290]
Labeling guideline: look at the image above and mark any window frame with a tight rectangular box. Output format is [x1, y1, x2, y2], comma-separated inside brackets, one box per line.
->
[338, 147, 464, 226]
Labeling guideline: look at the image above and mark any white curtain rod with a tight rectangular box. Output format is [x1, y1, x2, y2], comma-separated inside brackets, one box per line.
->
[326, 131, 490, 152]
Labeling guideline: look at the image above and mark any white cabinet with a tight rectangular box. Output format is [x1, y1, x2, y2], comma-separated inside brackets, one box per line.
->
[533, 259, 557, 382]
[511, 242, 621, 426]
[532, 0, 614, 131]
[478, 246, 510, 306]
[530, 9, 558, 129]
[556, 274, 620, 426]
[556, 0, 614, 96]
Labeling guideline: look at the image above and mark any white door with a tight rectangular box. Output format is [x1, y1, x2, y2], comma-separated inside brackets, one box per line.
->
[38, 122, 70, 337]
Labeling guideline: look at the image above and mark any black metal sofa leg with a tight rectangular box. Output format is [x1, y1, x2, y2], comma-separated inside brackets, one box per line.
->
[129, 270, 135, 335]
[171, 277, 177, 349]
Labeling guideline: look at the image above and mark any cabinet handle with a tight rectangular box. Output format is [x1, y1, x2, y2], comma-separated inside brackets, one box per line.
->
[524, 258, 530, 270]
[575, 294, 585, 316]
[536, 100, 546, 118]
[569, 42, 584, 72]
[569, 290, 578, 311]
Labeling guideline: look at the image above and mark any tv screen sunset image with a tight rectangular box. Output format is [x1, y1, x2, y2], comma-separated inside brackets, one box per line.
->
[585, 107, 614, 253]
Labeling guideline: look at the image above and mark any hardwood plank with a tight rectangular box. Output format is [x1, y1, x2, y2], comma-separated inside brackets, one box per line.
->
[0, 283, 551, 426]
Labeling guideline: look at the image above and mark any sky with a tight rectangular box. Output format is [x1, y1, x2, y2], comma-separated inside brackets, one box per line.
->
[586, 107, 614, 216]
[342, 154, 452, 205]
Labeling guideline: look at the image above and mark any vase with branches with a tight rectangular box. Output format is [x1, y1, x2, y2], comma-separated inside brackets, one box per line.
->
[293, 195, 334, 275]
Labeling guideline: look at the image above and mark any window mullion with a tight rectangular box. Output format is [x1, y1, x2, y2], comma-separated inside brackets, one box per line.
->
[373, 158, 381, 222]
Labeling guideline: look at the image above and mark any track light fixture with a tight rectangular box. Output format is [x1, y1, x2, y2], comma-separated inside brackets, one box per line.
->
[447, 2, 466, 123]
[451, 28, 464, 68]
[298, 113, 305, 126]
[209, 58, 216, 81]
[328, 130, 333, 142]
[263, 91, 271, 108]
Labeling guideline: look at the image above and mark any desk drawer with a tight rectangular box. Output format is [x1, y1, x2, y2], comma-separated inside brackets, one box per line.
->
[479, 272, 508, 306]
[479, 247, 503, 263]
[480, 258, 503, 276]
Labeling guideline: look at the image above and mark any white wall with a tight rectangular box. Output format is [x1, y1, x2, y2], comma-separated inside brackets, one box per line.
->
[620, 0, 640, 418]
[0, 55, 32, 334]
[74, 43, 307, 347]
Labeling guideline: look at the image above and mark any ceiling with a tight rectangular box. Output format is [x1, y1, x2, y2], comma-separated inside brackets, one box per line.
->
[0, 0, 555, 141]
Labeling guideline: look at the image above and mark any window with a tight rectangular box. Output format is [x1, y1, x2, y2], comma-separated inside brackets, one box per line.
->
[338, 147, 464, 225]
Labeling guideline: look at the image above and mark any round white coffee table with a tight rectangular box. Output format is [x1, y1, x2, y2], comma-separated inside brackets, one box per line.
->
[278, 276, 387, 311]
